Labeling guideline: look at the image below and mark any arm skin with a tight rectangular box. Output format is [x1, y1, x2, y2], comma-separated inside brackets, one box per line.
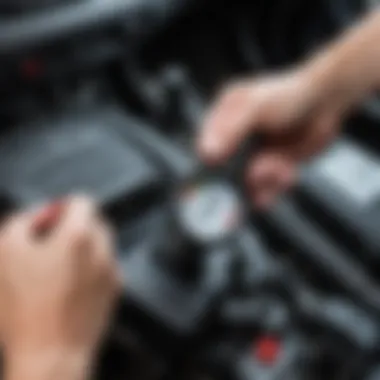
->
[308, 8, 380, 111]
[5, 348, 92, 380]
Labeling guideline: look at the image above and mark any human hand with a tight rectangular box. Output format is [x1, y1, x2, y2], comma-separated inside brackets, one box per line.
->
[0, 196, 121, 380]
[197, 68, 343, 207]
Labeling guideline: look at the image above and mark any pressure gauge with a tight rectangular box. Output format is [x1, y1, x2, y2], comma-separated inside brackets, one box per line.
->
[174, 176, 243, 245]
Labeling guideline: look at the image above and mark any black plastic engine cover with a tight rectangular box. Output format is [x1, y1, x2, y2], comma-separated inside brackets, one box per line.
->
[0, 106, 163, 209]
[120, 223, 233, 339]
[296, 137, 380, 263]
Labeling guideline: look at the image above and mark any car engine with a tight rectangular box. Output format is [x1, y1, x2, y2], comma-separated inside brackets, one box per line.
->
[1, 1, 380, 380]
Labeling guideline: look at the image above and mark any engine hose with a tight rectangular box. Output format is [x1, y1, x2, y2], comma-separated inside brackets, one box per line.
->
[265, 198, 380, 315]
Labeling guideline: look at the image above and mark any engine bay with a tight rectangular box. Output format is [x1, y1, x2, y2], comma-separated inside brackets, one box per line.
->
[2, 1, 380, 380]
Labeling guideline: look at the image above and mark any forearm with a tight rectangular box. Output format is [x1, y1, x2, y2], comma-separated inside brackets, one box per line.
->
[306, 8, 380, 110]
[5, 349, 92, 380]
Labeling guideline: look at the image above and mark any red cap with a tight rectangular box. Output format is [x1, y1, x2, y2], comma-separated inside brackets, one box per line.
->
[254, 336, 282, 365]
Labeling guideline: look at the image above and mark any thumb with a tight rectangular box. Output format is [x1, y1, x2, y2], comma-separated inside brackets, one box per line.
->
[197, 83, 259, 164]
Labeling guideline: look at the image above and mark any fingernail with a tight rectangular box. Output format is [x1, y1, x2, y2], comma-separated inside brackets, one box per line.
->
[32, 199, 66, 236]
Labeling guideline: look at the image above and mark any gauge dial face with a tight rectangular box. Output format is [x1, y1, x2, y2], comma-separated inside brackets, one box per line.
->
[175, 179, 242, 244]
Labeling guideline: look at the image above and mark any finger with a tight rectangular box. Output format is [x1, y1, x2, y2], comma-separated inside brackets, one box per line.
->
[92, 221, 116, 272]
[87, 278, 120, 348]
[0, 208, 38, 241]
[93, 221, 122, 294]
[52, 195, 98, 250]
[251, 174, 294, 209]
[0, 200, 71, 256]
[74, 217, 118, 288]
[85, 222, 121, 342]
[0, 211, 36, 259]
[245, 109, 338, 203]
[253, 170, 296, 209]
[247, 152, 296, 191]
[198, 83, 258, 163]
[247, 153, 296, 208]
[254, 188, 279, 210]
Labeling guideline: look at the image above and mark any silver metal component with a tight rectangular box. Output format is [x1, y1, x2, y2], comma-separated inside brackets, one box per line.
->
[175, 178, 242, 244]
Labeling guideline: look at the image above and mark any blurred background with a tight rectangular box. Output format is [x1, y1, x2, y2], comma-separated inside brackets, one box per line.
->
[2, 1, 380, 380]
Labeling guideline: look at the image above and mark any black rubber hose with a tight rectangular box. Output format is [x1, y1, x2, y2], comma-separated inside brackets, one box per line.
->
[265, 198, 380, 315]
[113, 106, 195, 178]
